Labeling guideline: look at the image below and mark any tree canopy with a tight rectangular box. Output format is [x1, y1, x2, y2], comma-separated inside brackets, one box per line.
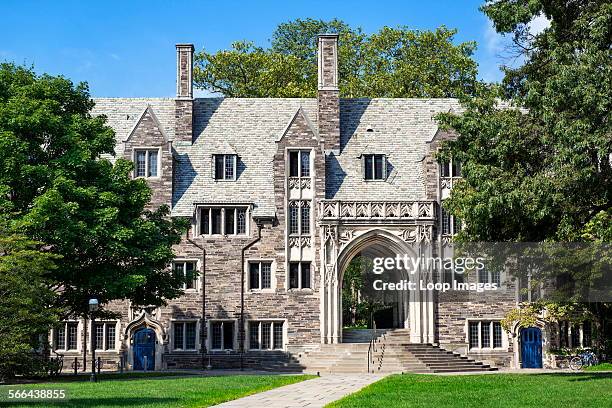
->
[194, 18, 479, 98]
[0, 217, 59, 379]
[437, 0, 611, 345]
[439, 0, 611, 243]
[0, 63, 189, 318]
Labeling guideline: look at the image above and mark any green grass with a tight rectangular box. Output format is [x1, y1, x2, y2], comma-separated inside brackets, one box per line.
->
[327, 373, 612, 408]
[20, 371, 199, 383]
[0, 374, 314, 407]
[584, 362, 612, 371]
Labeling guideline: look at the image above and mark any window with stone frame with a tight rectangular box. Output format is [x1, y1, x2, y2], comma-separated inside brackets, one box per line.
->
[363, 154, 387, 181]
[134, 149, 159, 178]
[288, 201, 310, 236]
[248, 321, 284, 350]
[249, 261, 272, 290]
[443, 265, 464, 284]
[210, 321, 235, 350]
[289, 262, 311, 290]
[440, 159, 462, 178]
[440, 203, 462, 236]
[213, 154, 237, 180]
[288, 150, 311, 178]
[53, 322, 79, 351]
[477, 265, 501, 285]
[199, 207, 248, 236]
[93, 322, 117, 351]
[468, 321, 504, 350]
[173, 260, 198, 290]
[172, 321, 197, 351]
[557, 320, 592, 348]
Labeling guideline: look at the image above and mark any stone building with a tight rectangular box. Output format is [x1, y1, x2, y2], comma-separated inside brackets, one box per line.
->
[50, 36, 593, 373]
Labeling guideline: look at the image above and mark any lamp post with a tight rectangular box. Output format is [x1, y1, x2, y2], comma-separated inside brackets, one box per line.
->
[88, 298, 99, 382]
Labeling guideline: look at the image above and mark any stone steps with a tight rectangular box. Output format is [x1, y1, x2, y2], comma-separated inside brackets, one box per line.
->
[297, 330, 497, 374]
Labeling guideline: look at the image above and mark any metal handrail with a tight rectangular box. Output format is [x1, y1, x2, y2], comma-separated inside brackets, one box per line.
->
[367, 320, 377, 373]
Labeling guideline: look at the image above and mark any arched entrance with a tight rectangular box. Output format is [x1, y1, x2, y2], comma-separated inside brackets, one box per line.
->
[320, 226, 435, 344]
[520, 327, 543, 368]
[340, 243, 410, 332]
[124, 311, 165, 370]
[133, 328, 156, 370]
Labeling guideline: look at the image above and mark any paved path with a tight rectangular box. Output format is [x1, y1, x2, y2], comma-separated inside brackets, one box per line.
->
[212, 374, 386, 408]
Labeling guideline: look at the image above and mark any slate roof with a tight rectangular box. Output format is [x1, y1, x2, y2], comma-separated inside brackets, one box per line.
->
[91, 98, 176, 159]
[92, 97, 462, 218]
[329, 98, 462, 202]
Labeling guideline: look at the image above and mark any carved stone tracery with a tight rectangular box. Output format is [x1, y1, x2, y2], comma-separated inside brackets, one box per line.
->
[319, 200, 434, 221]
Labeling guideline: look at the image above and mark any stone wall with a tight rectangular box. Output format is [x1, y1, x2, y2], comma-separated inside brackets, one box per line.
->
[121, 108, 173, 209]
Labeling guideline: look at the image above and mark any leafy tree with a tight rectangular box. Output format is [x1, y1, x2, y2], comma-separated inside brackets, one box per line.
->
[342, 256, 386, 328]
[195, 18, 478, 98]
[437, 1, 611, 349]
[342, 257, 366, 327]
[438, 0, 610, 242]
[0, 217, 59, 380]
[0, 63, 189, 318]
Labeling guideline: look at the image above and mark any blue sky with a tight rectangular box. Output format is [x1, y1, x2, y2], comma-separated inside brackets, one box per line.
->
[0, 0, 514, 97]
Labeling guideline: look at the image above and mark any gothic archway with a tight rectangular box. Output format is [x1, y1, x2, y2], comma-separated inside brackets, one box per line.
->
[124, 312, 166, 370]
[320, 226, 435, 344]
[339, 229, 416, 333]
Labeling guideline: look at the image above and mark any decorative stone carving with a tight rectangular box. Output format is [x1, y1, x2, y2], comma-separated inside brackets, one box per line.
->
[356, 202, 369, 217]
[288, 177, 300, 189]
[400, 227, 418, 243]
[289, 236, 312, 247]
[325, 264, 334, 284]
[440, 177, 452, 189]
[418, 202, 433, 218]
[288, 177, 312, 190]
[319, 200, 435, 221]
[338, 229, 354, 248]
[418, 225, 432, 242]
[323, 225, 337, 243]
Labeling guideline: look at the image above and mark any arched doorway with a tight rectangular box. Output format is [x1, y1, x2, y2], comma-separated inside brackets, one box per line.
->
[320, 228, 434, 344]
[520, 327, 543, 368]
[133, 328, 156, 370]
[341, 244, 408, 332]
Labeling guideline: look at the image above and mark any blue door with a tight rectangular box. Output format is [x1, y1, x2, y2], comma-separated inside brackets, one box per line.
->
[133, 328, 155, 370]
[521, 327, 543, 368]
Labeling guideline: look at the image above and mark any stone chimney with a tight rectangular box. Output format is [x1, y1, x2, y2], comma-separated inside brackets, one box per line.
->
[175, 43, 194, 144]
[317, 34, 340, 153]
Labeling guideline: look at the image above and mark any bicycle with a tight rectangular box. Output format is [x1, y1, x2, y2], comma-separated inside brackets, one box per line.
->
[568, 350, 599, 370]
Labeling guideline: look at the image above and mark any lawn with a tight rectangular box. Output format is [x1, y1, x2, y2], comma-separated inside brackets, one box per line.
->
[327, 373, 612, 408]
[0, 374, 314, 407]
[584, 362, 612, 371]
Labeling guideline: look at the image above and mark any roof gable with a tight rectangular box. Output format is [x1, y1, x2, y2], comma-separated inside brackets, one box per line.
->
[124, 105, 171, 143]
[276, 106, 319, 143]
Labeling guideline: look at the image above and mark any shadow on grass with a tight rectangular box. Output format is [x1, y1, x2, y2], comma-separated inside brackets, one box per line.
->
[495, 372, 612, 382]
[4, 397, 179, 407]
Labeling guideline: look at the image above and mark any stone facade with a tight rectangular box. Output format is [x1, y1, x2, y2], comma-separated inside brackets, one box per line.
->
[57, 36, 544, 373]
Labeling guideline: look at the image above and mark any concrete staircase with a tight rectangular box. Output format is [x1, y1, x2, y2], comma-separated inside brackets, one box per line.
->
[296, 329, 497, 374]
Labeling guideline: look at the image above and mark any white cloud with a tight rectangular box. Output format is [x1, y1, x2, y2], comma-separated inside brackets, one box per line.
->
[109, 53, 120, 61]
[528, 14, 550, 36]
[484, 20, 503, 54]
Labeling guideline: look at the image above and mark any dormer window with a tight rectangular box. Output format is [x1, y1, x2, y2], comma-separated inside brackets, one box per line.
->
[213, 154, 237, 180]
[289, 151, 310, 177]
[363, 154, 386, 181]
[135, 149, 159, 178]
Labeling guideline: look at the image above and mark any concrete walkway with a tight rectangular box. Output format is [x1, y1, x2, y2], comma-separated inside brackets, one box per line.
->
[212, 374, 386, 408]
